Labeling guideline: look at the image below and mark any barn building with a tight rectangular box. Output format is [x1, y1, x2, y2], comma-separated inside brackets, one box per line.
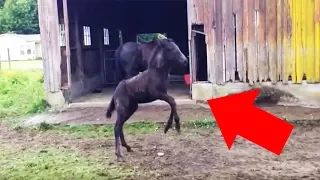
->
[38, 0, 320, 108]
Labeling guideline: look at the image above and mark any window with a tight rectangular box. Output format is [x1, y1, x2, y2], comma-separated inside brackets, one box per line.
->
[83, 26, 91, 46]
[103, 28, 110, 45]
[27, 45, 31, 55]
[20, 45, 25, 55]
[59, 24, 66, 46]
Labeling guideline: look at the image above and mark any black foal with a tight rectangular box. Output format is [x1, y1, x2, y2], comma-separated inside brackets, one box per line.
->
[105, 38, 188, 161]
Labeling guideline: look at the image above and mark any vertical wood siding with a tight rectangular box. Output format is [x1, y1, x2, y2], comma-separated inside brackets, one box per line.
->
[189, 0, 320, 84]
[38, 0, 62, 91]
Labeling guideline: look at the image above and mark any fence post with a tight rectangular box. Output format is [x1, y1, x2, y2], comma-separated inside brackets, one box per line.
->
[7, 48, 11, 70]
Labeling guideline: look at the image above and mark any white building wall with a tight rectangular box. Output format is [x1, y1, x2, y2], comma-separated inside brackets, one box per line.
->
[0, 35, 39, 61]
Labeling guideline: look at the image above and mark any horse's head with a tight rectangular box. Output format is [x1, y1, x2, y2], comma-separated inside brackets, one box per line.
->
[157, 38, 188, 68]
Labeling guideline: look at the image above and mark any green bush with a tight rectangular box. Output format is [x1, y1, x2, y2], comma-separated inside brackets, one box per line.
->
[137, 33, 167, 43]
[0, 70, 48, 118]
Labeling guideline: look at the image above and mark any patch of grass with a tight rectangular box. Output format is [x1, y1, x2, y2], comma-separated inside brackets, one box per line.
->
[0, 70, 48, 119]
[0, 146, 135, 180]
[35, 121, 161, 138]
[188, 119, 216, 128]
[28, 119, 218, 138]
[0, 59, 43, 70]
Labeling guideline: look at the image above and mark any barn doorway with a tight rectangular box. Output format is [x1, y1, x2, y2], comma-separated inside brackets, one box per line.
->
[191, 24, 208, 82]
[62, 0, 190, 104]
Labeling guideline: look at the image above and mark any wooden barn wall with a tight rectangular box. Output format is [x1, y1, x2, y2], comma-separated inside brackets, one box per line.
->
[38, 0, 62, 91]
[189, 0, 320, 85]
[58, 0, 107, 88]
[189, 0, 217, 83]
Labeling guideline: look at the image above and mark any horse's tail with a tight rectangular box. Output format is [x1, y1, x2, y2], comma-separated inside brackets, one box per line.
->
[106, 96, 115, 118]
[114, 47, 125, 83]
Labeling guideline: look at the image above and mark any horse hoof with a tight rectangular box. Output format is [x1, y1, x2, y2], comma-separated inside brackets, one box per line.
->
[175, 125, 181, 133]
[176, 129, 181, 133]
[164, 128, 169, 134]
[117, 156, 126, 162]
[127, 147, 133, 152]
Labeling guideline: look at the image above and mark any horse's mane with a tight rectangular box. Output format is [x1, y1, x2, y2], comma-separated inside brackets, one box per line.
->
[154, 38, 173, 43]
[146, 38, 176, 68]
[147, 41, 165, 69]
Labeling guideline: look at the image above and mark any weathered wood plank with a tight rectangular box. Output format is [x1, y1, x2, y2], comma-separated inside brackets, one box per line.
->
[37, 0, 61, 91]
[282, 0, 290, 83]
[301, 0, 307, 78]
[98, 26, 105, 85]
[289, 0, 296, 83]
[315, 0, 320, 82]
[214, 0, 225, 84]
[295, 0, 304, 83]
[306, 0, 315, 82]
[222, 0, 228, 82]
[247, 0, 256, 84]
[233, 0, 244, 81]
[266, 0, 277, 83]
[207, 0, 215, 83]
[187, 0, 195, 85]
[242, 0, 249, 82]
[256, 0, 268, 82]
[287, 0, 293, 82]
[277, 0, 283, 81]
[223, 0, 236, 82]
[188, 0, 196, 25]
[190, 32, 197, 83]
[74, 11, 85, 92]
[62, 0, 72, 88]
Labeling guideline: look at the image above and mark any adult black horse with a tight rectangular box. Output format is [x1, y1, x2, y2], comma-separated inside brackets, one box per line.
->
[114, 38, 188, 83]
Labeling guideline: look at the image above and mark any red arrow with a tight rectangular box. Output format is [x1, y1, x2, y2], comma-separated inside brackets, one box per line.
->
[207, 88, 294, 155]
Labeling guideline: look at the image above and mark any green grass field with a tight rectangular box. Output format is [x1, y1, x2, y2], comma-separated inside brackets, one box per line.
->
[0, 145, 136, 180]
[0, 59, 43, 70]
[0, 70, 47, 119]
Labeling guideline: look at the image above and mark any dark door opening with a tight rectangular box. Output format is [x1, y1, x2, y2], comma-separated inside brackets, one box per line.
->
[192, 24, 208, 82]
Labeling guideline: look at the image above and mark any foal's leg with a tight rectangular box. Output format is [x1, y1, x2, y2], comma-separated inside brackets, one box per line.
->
[114, 106, 126, 162]
[120, 104, 138, 152]
[158, 93, 181, 133]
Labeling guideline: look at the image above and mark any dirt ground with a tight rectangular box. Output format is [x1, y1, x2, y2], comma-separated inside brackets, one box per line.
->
[46, 104, 320, 125]
[5, 104, 320, 179]
[2, 118, 320, 179]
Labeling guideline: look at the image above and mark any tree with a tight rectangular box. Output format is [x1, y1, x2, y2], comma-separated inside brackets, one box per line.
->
[0, 0, 39, 34]
[0, 0, 5, 8]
